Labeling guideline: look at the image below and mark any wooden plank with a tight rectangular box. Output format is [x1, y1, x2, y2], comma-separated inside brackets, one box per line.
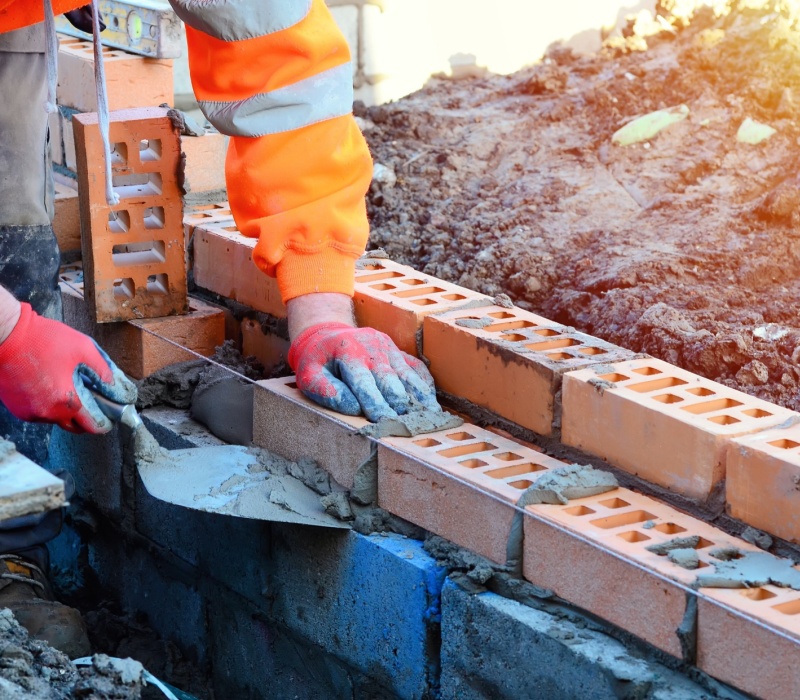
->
[0, 441, 66, 520]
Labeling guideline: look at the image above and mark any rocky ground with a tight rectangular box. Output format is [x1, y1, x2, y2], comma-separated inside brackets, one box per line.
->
[363, 0, 800, 412]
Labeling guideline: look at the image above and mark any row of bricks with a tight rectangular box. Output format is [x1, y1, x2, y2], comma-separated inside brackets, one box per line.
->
[252, 376, 800, 700]
[189, 222, 800, 545]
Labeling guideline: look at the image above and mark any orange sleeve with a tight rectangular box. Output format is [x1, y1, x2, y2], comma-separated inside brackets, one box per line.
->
[0, 0, 86, 32]
[183, 0, 373, 302]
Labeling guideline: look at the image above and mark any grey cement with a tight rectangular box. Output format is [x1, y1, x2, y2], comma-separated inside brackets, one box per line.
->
[667, 548, 701, 570]
[0, 609, 143, 699]
[645, 536, 702, 556]
[359, 409, 463, 437]
[440, 580, 735, 700]
[697, 550, 800, 590]
[455, 316, 494, 329]
[516, 464, 619, 506]
[190, 365, 254, 445]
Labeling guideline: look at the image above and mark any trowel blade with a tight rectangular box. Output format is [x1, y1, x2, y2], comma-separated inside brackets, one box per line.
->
[137, 445, 349, 529]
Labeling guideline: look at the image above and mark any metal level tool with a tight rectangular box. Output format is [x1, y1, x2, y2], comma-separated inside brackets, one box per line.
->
[54, 0, 182, 58]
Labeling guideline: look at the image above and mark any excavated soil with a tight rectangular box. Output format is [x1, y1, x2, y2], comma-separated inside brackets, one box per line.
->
[363, 1, 800, 411]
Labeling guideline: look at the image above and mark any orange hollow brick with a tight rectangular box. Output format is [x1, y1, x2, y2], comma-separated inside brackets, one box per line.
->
[561, 357, 798, 501]
[252, 377, 372, 491]
[241, 318, 290, 374]
[726, 424, 800, 544]
[423, 304, 635, 436]
[523, 488, 761, 658]
[379, 424, 570, 564]
[354, 258, 488, 356]
[57, 36, 173, 113]
[191, 222, 286, 318]
[697, 586, 800, 700]
[73, 108, 188, 323]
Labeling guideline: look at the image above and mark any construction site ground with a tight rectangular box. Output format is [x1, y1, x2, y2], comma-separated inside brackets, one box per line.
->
[363, 3, 800, 414]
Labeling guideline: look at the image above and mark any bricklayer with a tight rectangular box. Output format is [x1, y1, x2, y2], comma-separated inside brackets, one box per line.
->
[561, 357, 798, 500]
[423, 303, 635, 436]
[73, 108, 188, 323]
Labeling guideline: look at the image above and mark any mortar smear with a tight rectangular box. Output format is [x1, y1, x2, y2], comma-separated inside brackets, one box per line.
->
[696, 551, 800, 590]
[517, 464, 618, 506]
[360, 409, 463, 438]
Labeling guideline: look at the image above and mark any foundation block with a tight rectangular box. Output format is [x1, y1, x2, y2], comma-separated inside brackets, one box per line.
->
[354, 258, 489, 356]
[697, 587, 800, 700]
[523, 488, 757, 658]
[57, 36, 173, 113]
[726, 423, 800, 544]
[252, 377, 372, 491]
[423, 304, 635, 436]
[561, 357, 798, 501]
[192, 223, 286, 318]
[73, 107, 188, 323]
[379, 425, 567, 564]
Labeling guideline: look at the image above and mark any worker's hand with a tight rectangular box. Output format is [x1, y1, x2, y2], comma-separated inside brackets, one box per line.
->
[288, 322, 440, 421]
[0, 303, 136, 434]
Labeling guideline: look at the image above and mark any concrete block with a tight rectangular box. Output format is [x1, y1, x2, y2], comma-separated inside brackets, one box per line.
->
[73, 107, 188, 323]
[181, 128, 228, 194]
[207, 586, 367, 700]
[53, 180, 81, 254]
[192, 223, 286, 318]
[61, 281, 225, 379]
[697, 588, 800, 700]
[57, 36, 173, 113]
[726, 423, 800, 544]
[47, 425, 126, 523]
[252, 377, 371, 491]
[423, 304, 634, 436]
[354, 258, 487, 356]
[329, 5, 359, 80]
[523, 488, 758, 659]
[62, 110, 77, 171]
[561, 357, 797, 501]
[440, 579, 713, 700]
[268, 525, 446, 700]
[379, 424, 568, 565]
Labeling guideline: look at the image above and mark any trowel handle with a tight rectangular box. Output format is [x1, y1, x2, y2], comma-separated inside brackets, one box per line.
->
[87, 389, 142, 430]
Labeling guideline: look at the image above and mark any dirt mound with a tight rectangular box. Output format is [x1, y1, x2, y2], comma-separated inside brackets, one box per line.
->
[364, 1, 800, 410]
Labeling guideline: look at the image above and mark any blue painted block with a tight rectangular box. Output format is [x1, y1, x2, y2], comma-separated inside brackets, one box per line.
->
[269, 526, 446, 700]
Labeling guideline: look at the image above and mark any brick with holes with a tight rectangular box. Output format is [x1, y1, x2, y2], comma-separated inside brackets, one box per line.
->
[697, 586, 800, 700]
[423, 304, 635, 436]
[354, 259, 488, 356]
[561, 357, 798, 501]
[252, 377, 373, 491]
[726, 424, 800, 544]
[379, 425, 566, 564]
[60, 274, 224, 379]
[523, 487, 759, 658]
[73, 107, 188, 323]
[191, 222, 286, 318]
[57, 36, 173, 113]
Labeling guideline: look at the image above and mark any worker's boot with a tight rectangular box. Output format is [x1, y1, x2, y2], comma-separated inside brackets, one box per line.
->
[0, 549, 91, 658]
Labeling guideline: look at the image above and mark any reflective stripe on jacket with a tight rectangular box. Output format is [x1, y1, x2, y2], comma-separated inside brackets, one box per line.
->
[174, 0, 373, 301]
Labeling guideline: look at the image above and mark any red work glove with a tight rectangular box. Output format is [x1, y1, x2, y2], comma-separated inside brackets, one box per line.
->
[288, 323, 440, 422]
[0, 303, 137, 434]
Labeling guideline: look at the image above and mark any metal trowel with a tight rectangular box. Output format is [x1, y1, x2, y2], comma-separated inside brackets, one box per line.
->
[89, 391, 348, 529]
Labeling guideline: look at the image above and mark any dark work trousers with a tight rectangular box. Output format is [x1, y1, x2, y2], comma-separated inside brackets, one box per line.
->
[0, 23, 69, 567]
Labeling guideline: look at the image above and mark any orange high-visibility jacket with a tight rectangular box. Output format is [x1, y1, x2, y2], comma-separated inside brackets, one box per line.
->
[1, 0, 373, 302]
